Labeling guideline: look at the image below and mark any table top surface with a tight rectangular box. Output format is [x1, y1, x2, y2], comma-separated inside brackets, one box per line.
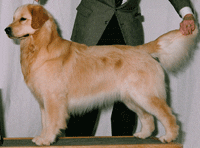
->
[1, 136, 182, 147]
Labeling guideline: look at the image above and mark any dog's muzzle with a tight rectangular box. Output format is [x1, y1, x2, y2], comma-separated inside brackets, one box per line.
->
[5, 27, 29, 38]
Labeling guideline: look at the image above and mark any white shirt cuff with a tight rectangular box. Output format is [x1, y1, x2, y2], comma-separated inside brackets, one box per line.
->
[180, 7, 193, 18]
[122, 0, 127, 4]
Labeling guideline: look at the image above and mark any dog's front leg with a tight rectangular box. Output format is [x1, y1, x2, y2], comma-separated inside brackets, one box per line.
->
[32, 108, 47, 145]
[32, 96, 68, 146]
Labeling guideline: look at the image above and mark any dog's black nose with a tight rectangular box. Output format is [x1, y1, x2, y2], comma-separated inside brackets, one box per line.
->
[5, 27, 11, 35]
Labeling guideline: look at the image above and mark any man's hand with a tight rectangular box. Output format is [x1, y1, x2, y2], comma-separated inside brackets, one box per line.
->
[180, 14, 195, 35]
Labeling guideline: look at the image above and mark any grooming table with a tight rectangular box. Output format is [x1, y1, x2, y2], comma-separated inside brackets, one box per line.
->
[1, 136, 183, 148]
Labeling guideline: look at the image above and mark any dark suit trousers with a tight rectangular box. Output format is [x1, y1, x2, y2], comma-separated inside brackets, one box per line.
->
[65, 14, 138, 137]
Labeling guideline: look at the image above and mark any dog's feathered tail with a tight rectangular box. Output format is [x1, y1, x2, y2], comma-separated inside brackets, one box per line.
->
[144, 27, 198, 72]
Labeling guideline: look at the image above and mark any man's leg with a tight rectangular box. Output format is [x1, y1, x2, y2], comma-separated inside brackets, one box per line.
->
[65, 109, 99, 137]
[111, 102, 138, 136]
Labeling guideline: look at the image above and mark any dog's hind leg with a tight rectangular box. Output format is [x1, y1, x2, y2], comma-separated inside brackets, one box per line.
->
[32, 95, 68, 146]
[150, 97, 179, 143]
[125, 102, 155, 139]
[133, 96, 179, 143]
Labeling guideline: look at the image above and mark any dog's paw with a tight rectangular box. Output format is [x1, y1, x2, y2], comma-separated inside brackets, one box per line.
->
[32, 135, 56, 146]
[133, 132, 150, 139]
[32, 136, 46, 146]
[159, 135, 175, 143]
[159, 126, 179, 143]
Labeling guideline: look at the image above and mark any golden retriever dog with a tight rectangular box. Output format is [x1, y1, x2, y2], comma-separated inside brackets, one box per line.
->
[5, 4, 198, 146]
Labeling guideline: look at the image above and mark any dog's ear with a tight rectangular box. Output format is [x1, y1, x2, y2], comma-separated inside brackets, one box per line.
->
[29, 5, 49, 29]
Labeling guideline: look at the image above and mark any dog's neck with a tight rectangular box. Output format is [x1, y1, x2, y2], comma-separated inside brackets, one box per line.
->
[33, 19, 60, 48]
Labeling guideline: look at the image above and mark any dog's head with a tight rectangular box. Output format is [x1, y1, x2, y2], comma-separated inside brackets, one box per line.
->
[5, 4, 49, 39]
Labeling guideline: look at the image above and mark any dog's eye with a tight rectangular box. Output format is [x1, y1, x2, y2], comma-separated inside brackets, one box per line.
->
[20, 17, 27, 21]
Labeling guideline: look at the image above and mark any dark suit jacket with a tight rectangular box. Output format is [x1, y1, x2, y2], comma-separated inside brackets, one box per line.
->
[71, 0, 193, 46]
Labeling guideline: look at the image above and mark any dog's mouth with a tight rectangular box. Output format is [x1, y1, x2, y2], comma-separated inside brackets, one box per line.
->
[23, 34, 29, 37]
